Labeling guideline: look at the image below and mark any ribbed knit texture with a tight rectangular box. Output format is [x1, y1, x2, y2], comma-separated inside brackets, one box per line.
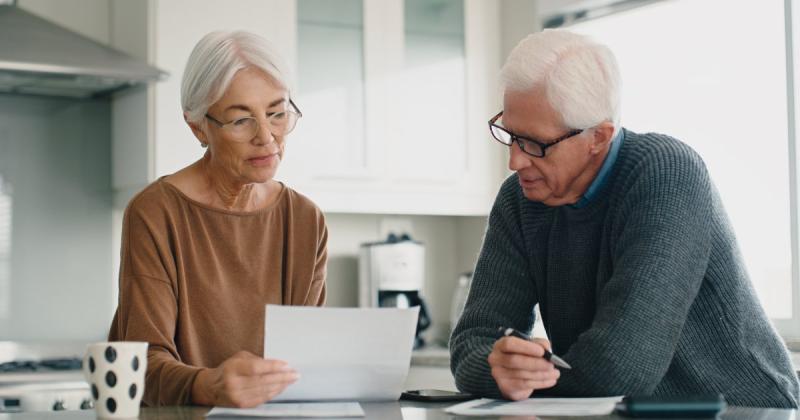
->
[450, 129, 800, 408]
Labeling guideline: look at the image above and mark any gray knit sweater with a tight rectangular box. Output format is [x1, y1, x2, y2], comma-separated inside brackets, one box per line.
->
[450, 129, 800, 408]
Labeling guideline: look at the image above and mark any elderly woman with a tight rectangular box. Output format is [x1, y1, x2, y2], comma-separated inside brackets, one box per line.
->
[108, 31, 327, 408]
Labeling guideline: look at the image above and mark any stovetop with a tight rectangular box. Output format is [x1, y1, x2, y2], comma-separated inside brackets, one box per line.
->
[0, 343, 87, 389]
[0, 344, 90, 412]
[0, 358, 82, 373]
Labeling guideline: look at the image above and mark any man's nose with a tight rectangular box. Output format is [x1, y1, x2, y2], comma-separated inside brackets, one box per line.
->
[508, 141, 531, 171]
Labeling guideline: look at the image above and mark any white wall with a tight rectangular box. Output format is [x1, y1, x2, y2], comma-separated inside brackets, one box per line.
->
[324, 214, 487, 345]
[0, 94, 114, 341]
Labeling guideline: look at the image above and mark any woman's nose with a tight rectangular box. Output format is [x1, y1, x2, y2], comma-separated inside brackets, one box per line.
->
[252, 119, 277, 145]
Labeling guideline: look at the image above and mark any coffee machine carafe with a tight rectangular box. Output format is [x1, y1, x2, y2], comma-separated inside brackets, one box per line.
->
[359, 234, 431, 348]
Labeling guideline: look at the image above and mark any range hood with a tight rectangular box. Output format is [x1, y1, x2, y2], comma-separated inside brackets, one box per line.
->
[0, 4, 166, 99]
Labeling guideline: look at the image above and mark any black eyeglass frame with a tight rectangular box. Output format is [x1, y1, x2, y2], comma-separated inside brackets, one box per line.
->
[488, 111, 584, 158]
[205, 98, 303, 135]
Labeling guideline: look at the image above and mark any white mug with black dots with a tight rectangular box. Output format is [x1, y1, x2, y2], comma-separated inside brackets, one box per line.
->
[83, 342, 148, 418]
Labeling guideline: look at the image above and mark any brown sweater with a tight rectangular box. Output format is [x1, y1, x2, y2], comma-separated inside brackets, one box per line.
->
[108, 179, 327, 406]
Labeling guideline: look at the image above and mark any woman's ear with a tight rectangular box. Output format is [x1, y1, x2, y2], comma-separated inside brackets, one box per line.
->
[589, 122, 615, 155]
[184, 112, 208, 146]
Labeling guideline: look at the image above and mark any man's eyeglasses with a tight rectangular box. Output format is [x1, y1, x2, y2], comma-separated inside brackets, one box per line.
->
[205, 99, 303, 142]
[488, 111, 584, 158]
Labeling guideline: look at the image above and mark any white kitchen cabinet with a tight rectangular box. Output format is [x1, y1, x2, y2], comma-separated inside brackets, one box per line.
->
[111, 0, 504, 215]
[282, 0, 504, 215]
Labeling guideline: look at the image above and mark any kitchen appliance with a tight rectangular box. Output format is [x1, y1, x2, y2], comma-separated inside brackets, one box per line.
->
[0, 342, 92, 413]
[450, 271, 472, 333]
[0, 1, 166, 98]
[359, 234, 431, 348]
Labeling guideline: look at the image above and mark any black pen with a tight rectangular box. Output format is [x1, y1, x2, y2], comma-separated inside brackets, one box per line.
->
[497, 327, 572, 370]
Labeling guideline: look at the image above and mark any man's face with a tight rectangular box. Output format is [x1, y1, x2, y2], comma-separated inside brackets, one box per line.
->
[501, 88, 597, 206]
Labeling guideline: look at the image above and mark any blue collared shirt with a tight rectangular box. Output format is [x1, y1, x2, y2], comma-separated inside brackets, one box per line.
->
[570, 129, 625, 209]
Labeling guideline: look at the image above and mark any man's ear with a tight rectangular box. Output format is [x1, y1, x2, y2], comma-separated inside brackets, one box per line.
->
[589, 121, 615, 155]
[184, 112, 208, 145]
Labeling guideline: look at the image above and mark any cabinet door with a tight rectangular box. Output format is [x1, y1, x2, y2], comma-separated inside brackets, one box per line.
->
[283, 0, 502, 215]
[388, 0, 467, 184]
[279, 0, 370, 184]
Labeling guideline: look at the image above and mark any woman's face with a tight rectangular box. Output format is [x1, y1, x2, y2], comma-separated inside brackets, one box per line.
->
[194, 67, 291, 185]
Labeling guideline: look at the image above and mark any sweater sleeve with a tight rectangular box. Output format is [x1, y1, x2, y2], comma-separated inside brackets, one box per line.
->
[541, 146, 715, 397]
[108, 202, 202, 406]
[306, 210, 328, 306]
[449, 177, 539, 398]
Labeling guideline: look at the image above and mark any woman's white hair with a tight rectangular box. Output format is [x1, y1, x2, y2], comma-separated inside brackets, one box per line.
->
[181, 30, 292, 123]
[501, 29, 621, 133]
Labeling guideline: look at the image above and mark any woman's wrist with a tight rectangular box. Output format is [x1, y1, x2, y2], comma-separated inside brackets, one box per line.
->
[191, 368, 213, 406]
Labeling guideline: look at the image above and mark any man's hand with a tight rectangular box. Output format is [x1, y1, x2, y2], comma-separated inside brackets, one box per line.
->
[488, 337, 560, 400]
[192, 351, 298, 407]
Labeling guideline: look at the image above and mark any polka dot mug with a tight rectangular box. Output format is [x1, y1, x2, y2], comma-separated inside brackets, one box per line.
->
[83, 342, 148, 418]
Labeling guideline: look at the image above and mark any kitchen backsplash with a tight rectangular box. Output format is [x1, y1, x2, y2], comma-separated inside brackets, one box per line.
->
[323, 213, 488, 344]
[0, 94, 114, 341]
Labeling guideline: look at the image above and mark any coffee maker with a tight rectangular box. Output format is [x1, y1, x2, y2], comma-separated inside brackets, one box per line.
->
[359, 233, 431, 348]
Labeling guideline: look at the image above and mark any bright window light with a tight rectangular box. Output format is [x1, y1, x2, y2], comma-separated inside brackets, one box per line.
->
[571, 0, 793, 323]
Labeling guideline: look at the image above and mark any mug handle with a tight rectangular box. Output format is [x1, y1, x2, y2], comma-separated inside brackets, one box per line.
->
[82, 347, 91, 383]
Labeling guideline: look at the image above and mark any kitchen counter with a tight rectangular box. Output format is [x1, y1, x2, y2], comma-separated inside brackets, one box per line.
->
[414, 346, 800, 373]
[408, 346, 455, 391]
[0, 401, 795, 419]
[411, 345, 450, 368]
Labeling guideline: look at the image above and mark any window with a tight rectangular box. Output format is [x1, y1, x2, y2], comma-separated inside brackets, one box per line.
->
[569, 0, 800, 340]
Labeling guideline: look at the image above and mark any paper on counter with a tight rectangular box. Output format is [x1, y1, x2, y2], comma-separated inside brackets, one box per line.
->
[445, 396, 624, 417]
[264, 305, 419, 402]
[206, 402, 364, 418]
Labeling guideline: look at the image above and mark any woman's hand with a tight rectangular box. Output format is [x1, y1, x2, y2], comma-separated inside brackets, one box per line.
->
[488, 337, 560, 400]
[192, 351, 298, 407]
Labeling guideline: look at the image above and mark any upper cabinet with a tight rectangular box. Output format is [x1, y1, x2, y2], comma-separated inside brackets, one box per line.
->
[288, 0, 368, 182]
[112, 0, 504, 215]
[281, 0, 504, 215]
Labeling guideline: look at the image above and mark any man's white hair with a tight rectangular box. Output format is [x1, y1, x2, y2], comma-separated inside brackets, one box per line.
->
[181, 30, 292, 123]
[501, 29, 621, 133]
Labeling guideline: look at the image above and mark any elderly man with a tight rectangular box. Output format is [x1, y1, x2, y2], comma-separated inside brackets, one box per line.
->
[449, 29, 799, 408]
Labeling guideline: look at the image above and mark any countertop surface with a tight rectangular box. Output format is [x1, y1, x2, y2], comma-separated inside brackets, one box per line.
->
[2, 342, 796, 370]
[0, 401, 796, 420]
[411, 345, 450, 367]
[414, 345, 800, 372]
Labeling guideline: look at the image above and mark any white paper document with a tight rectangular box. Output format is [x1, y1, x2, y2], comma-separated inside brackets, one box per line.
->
[445, 396, 624, 417]
[206, 402, 364, 418]
[263, 305, 419, 402]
